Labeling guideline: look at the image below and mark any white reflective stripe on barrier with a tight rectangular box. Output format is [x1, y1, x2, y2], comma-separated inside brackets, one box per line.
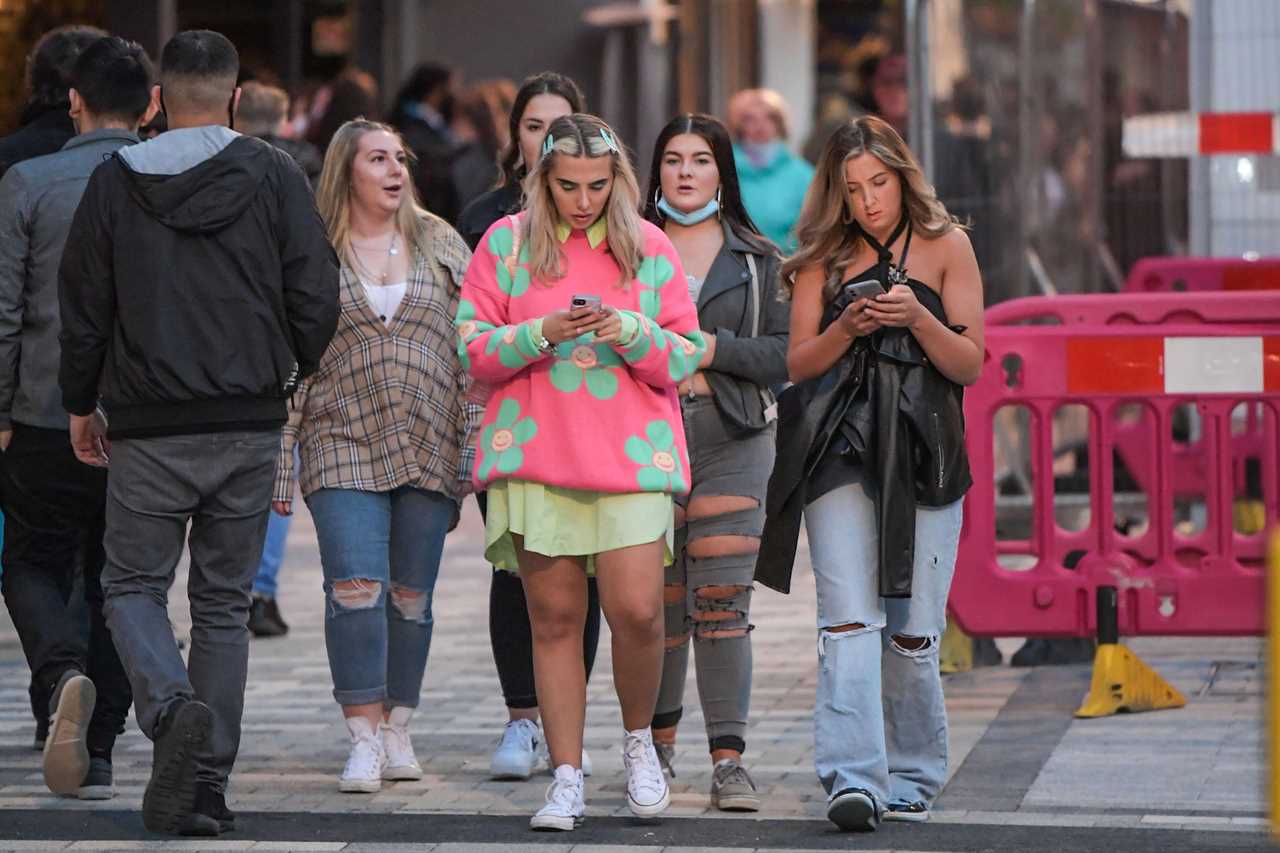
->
[1163, 337, 1263, 394]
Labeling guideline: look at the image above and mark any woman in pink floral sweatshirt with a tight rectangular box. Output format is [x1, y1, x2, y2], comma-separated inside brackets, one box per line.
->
[457, 113, 705, 831]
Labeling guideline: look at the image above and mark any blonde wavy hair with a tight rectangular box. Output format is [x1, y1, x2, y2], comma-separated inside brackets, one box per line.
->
[782, 115, 959, 301]
[522, 113, 645, 287]
[315, 118, 440, 271]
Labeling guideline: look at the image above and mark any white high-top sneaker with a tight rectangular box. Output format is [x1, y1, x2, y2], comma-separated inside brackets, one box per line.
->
[529, 764, 585, 831]
[621, 727, 670, 817]
[339, 716, 386, 793]
[380, 707, 423, 781]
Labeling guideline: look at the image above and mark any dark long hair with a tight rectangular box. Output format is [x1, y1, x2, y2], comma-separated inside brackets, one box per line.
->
[497, 71, 585, 187]
[643, 113, 775, 256]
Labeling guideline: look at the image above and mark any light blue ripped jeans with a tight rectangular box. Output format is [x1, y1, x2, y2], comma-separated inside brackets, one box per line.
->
[803, 470, 963, 809]
[306, 486, 453, 708]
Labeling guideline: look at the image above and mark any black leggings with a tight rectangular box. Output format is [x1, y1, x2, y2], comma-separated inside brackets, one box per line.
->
[477, 493, 602, 709]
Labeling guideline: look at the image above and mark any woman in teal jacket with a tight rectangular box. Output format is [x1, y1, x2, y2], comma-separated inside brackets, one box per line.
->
[727, 88, 815, 252]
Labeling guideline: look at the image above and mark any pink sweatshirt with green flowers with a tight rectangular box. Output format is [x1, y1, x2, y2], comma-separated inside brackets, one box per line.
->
[456, 212, 706, 495]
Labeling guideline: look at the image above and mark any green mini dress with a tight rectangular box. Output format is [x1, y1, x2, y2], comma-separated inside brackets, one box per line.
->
[484, 479, 675, 574]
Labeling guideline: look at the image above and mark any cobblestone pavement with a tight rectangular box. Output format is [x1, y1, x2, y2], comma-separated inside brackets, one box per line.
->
[0, 500, 1268, 851]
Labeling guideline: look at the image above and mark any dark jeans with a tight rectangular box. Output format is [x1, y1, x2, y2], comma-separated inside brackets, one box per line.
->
[101, 430, 278, 789]
[0, 424, 131, 757]
[477, 492, 601, 709]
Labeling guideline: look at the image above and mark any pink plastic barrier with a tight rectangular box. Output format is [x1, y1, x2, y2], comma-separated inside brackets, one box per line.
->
[1124, 256, 1280, 294]
[985, 291, 1280, 502]
[949, 292, 1280, 639]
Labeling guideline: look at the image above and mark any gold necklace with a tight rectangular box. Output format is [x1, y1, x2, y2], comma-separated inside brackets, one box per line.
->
[351, 231, 399, 286]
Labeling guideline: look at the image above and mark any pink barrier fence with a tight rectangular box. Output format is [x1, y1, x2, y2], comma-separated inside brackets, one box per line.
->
[1124, 256, 1280, 294]
[949, 291, 1280, 638]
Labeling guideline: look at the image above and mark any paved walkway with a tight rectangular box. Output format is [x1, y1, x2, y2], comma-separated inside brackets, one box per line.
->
[0, 501, 1268, 851]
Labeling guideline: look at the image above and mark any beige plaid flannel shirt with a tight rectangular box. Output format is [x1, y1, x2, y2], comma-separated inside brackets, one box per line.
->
[274, 215, 481, 504]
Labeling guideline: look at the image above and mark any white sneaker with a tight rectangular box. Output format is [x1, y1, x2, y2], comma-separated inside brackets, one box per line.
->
[529, 764, 584, 831]
[490, 718, 543, 780]
[339, 717, 385, 793]
[380, 707, 423, 781]
[621, 728, 670, 817]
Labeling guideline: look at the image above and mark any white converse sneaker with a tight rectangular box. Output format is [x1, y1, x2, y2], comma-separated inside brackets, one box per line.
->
[339, 717, 385, 793]
[380, 707, 423, 781]
[529, 764, 584, 831]
[621, 728, 670, 817]
[490, 718, 543, 780]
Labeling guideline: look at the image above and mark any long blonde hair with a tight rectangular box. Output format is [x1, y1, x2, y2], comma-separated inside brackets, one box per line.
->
[782, 115, 958, 301]
[522, 113, 645, 286]
[315, 118, 439, 271]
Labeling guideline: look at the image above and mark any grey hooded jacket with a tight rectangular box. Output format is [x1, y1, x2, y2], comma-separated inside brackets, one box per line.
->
[0, 128, 139, 430]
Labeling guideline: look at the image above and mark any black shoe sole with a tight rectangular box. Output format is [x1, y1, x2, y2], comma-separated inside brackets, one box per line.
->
[828, 792, 879, 831]
[142, 702, 213, 835]
[179, 812, 222, 837]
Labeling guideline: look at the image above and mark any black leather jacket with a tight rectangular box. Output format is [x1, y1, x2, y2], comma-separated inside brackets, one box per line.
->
[755, 280, 971, 597]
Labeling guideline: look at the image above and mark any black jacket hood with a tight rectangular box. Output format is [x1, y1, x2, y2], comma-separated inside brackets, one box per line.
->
[117, 135, 275, 234]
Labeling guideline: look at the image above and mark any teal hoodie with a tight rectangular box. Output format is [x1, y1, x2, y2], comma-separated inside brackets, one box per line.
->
[733, 143, 815, 253]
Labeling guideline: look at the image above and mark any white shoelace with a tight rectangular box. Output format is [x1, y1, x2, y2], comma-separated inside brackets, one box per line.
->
[499, 718, 539, 751]
[343, 734, 383, 779]
[381, 724, 417, 767]
[622, 732, 666, 802]
[538, 773, 583, 817]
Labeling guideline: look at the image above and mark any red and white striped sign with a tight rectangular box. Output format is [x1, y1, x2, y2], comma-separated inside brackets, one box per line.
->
[1122, 111, 1280, 158]
[1067, 336, 1280, 394]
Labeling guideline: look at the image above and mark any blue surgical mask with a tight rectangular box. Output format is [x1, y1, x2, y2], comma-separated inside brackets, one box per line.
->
[739, 139, 785, 169]
[657, 194, 720, 226]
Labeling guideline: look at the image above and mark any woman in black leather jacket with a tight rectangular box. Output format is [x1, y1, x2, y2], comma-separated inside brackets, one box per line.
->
[761, 115, 983, 832]
[641, 114, 789, 811]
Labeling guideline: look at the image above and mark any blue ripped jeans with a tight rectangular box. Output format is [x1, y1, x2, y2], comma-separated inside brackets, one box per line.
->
[306, 487, 453, 708]
[803, 471, 962, 809]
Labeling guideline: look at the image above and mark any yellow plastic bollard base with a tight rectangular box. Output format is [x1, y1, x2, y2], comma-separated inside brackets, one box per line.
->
[939, 619, 973, 674]
[1074, 642, 1187, 718]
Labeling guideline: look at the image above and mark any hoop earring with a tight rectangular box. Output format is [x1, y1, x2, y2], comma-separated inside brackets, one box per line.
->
[716, 186, 723, 220]
[654, 187, 665, 209]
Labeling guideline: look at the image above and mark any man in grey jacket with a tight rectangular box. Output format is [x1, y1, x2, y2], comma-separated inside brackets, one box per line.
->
[0, 35, 155, 801]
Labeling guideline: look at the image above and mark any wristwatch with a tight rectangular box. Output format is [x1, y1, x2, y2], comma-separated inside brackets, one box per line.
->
[536, 331, 555, 353]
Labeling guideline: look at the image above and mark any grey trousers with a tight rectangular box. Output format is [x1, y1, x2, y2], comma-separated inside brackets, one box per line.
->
[101, 430, 278, 788]
[654, 396, 774, 754]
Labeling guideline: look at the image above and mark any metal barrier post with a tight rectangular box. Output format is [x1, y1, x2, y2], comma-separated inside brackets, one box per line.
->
[1076, 586, 1188, 718]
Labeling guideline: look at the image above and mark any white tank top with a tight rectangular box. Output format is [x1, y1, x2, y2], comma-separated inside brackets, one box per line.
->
[363, 281, 407, 328]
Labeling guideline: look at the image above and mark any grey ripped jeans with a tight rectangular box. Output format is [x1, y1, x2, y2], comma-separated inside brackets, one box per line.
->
[652, 396, 774, 754]
[101, 430, 278, 790]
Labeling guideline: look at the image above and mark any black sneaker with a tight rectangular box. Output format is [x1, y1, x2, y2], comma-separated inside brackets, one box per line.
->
[142, 699, 212, 835]
[827, 787, 880, 831]
[78, 757, 114, 800]
[180, 781, 233, 836]
[883, 799, 930, 822]
[248, 596, 289, 637]
[44, 670, 96, 796]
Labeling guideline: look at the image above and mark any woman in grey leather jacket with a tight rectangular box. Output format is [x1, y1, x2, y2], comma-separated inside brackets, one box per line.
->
[641, 113, 789, 812]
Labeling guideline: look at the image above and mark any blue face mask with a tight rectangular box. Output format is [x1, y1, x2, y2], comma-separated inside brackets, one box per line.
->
[657, 194, 720, 226]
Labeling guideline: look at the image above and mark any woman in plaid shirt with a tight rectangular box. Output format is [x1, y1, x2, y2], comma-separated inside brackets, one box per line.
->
[272, 119, 478, 793]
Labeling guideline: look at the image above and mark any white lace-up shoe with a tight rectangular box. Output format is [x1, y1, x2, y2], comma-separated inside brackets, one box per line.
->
[490, 718, 543, 780]
[339, 717, 385, 793]
[530, 764, 585, 831]
[621, 728, 670, 817]
[380, 707, 423, 781]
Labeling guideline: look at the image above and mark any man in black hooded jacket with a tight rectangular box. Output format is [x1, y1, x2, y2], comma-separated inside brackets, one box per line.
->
[57, 29, 339, 837]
